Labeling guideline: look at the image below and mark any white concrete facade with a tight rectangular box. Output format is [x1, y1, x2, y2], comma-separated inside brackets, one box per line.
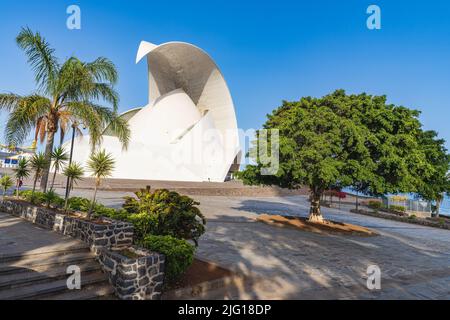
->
[66, 41, 241, 182]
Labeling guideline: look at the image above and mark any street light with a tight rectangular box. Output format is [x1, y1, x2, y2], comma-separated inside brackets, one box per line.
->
[64, 121, 83, 203]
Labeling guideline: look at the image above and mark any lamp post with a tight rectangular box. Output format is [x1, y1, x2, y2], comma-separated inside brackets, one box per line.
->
[64, 121, 78, 203]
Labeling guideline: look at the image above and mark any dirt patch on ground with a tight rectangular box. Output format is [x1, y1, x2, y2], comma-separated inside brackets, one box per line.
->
[166, 259, 234, 290]
[257, 214, 378, 236]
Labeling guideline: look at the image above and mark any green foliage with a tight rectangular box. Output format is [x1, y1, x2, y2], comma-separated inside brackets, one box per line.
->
[122, 187, 206, 245]
[0, 27, 130, 191]
[20, 189, 63, 207]
[238, 90, 449, 218]
[66, 197, 92, 211]
[42, 189, 62, 208]
[20, 190, 45, 205]
[416, 131, 450, 214]
[0, 175, 14, 198]
[30, 152, 49, 192]
[63, 162, 84, 190]
[86, 149, 115, 216]
[389, 205, 406, 213]
[141, 235, 195, 282]
[50, 146, 69, 189]
[368, 201, 383, 209]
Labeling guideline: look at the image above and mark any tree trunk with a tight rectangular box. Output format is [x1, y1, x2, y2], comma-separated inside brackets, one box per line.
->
[355, 192, 359, 212]
[436, 200, 440, 218]
[308, 191, 324, 223]
[88, 181, 99, 219]
[64, 178, 72, 211]
[40, 130, 56, 192]
[50, 169, 57, 190]
[16, 180, 20, 198]
[32, 174, 38, 194]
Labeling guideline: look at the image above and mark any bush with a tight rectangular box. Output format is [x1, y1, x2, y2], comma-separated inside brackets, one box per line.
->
[122, 187, 206, 245]
[42, 190, 64, 208]
[368, 201, 382, 209]
[20, 190, 46, 205]
[141, 235, 195, 282]
[389, 205, 406, 213]
[67, 197, 91, 212]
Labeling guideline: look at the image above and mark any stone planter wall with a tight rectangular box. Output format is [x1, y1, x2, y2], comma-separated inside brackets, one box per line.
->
[0, 200, 134, 251]
[97, 247, 165, 300]
[351, 208, 450, 230]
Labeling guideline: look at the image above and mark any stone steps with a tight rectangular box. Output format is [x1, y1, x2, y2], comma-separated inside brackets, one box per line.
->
[0, 244, 89, 263]
[0, 251, 96, 275]
[0, 271, 109, 300]
[0, 261, 101, 290]
[42, 283, 117, 300]
[0, 246, 115, 300]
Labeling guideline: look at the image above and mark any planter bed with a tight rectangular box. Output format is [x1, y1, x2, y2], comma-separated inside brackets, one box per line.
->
[97, 246, 165, 300]
[351, 208, 450, 230]
[162, 259, 248, 300]
[0, 199, 134, 252]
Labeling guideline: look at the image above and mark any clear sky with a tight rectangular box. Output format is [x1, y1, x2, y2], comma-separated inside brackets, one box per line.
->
[1, 0, 450, 149]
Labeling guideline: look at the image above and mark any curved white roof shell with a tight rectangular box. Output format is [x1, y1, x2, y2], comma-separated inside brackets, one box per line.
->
[65, 41, 241, 182]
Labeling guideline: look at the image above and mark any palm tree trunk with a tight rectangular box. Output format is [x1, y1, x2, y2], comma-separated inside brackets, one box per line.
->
[32, 174, 38, 194]
[40, 130, 56, 192]
[50, 169, 57, 190]
[88, 182, 99, 219]
[16, 180, 20, 198]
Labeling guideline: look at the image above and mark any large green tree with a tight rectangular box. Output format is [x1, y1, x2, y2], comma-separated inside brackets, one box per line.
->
[416, 130, 450, 217]
[238, 90, 447, 222]
[0, 27, 130, 191]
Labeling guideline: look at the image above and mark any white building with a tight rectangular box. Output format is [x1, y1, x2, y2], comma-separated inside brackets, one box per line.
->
[66, 41, 241, 182]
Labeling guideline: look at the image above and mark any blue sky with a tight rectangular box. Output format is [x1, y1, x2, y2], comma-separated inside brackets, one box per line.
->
[1, 0, 450, 148]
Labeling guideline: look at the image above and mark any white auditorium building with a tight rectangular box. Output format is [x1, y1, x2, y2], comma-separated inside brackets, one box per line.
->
[66, 41, 241, 182]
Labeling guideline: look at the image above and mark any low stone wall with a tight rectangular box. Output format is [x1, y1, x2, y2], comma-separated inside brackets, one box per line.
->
[351, 208, 450, 230]
[97, 247, 165, 300]
[0, 200, 134, 251]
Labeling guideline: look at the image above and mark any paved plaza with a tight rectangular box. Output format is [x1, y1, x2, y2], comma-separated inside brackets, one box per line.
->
[59, 189, 450, 299]
[2, 184, 449, 299]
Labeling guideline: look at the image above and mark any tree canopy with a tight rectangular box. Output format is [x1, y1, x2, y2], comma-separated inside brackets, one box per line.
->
[238, 90, 450, 220]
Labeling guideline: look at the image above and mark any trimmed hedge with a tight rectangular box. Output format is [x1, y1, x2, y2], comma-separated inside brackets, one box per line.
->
[141, 235, 195, 282]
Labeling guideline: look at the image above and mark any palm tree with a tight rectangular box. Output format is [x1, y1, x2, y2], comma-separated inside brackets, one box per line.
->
[87, 150, 115, 218]
[0, 175, 14, 200]
[13, 158, 31, 198]
[50, 146, 69, 190]
[0, 27, 130, 192]
[30, 152, 49, 194]
[63, 162, 84, 210]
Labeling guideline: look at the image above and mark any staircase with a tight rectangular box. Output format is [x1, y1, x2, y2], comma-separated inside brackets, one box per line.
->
[0, 244, 116, 300]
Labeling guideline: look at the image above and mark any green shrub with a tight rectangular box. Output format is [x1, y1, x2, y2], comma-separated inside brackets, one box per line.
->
[408, 214, 416, 220]
[122, 188, 206, 245]
[67, 197, 92, 212]
[20, 190, 46, 205]
[368, 201, 382, 209]
[389, 205, 406, 213]
[141, 235, 195, 282]
[42, 190, 64, 208]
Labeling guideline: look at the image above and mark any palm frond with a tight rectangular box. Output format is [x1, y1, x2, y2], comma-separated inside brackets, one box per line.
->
[0, 93, 23, 112]
[16, 27, 59, 93]
[5, 95, 51, 145]
[85, 57, 118, 85]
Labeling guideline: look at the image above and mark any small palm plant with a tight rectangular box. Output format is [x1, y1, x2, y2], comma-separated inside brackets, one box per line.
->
[63, 162, 85, 211]
[30, 152, 49, 194]
[0, 175, 14, 200]
[50, 146, 69, 190]
[13, 158, 30, 197]
[87, 150, 115, 218]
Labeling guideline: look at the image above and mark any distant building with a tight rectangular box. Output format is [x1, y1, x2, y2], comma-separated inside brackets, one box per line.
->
[65, 41, 241, 182]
